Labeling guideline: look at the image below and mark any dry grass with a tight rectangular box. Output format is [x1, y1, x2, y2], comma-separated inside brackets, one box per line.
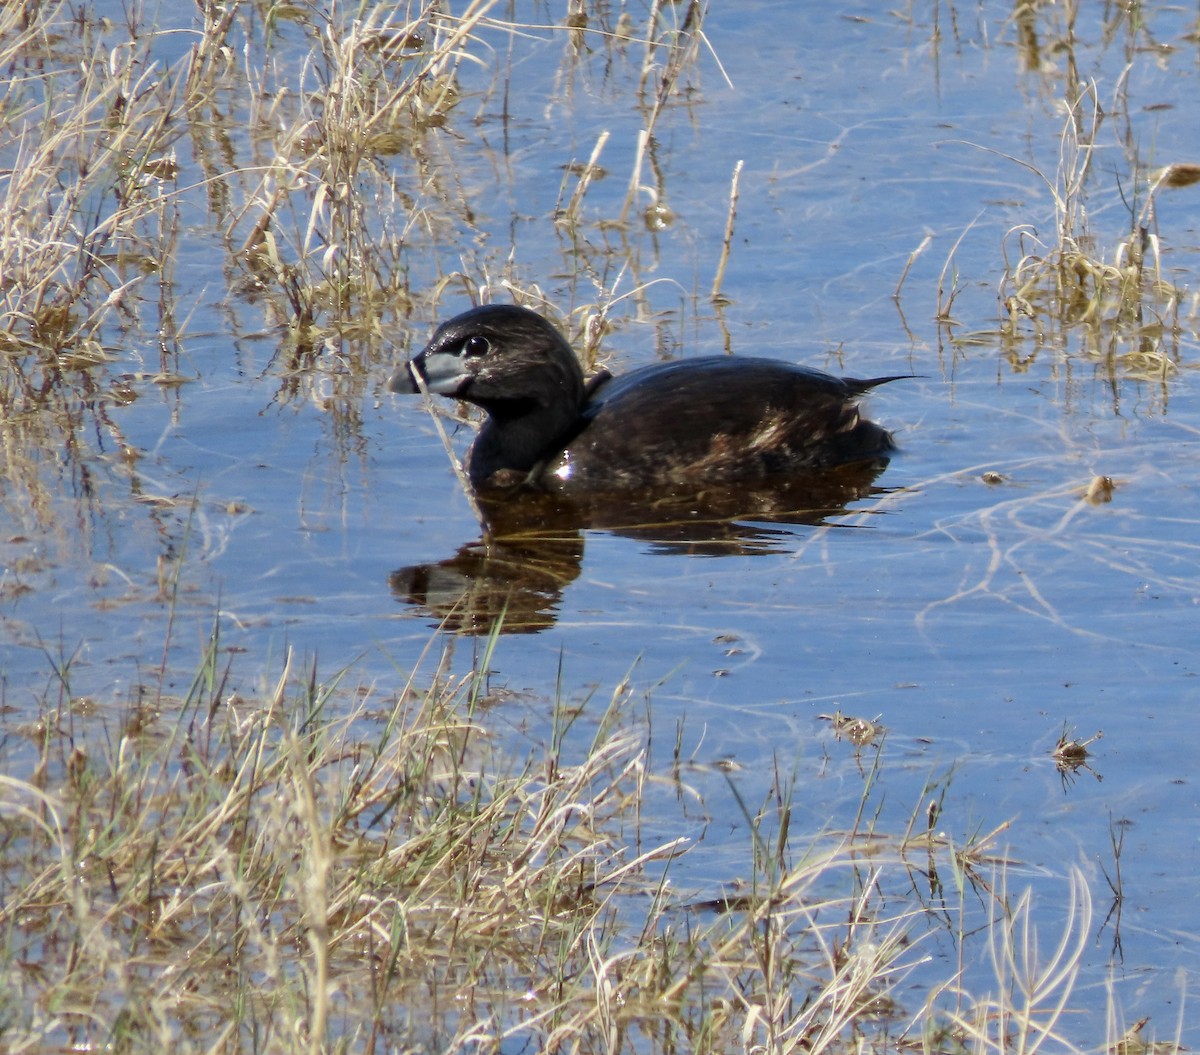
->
[3, 618, 1162, 1055]
[919, 0, 1200, 379]
[0, 614, 879, 1052]
[993, 77, 1193, 381]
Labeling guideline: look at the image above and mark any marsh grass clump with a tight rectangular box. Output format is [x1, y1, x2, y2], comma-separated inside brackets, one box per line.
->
[0, 623, 917, 1054]
[0, 2, 194, 554]
[0, 0, 510, 383]
[0, 627, 660, 1051]
[0, 0, 507, 552]
[0, 620, 1170, 1055]
[231, 1, 504, 349]
[0, 2, 182, 358]
[996, 83, 1194, 382]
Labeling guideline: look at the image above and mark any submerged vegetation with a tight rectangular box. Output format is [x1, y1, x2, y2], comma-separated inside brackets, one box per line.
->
[1, 0, 1198, 1052]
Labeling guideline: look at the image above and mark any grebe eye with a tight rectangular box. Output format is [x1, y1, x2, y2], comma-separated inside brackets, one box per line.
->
[463, 335, 490, 358]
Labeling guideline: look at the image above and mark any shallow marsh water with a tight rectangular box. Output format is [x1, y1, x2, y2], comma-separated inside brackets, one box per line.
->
[3, 0, 1200, 1047]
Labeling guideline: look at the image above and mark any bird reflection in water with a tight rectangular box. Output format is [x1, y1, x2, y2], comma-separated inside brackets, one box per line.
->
[389, 462, 891, 635]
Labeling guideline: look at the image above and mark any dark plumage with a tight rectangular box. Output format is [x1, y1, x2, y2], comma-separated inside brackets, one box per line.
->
[388, 303, 903, 493]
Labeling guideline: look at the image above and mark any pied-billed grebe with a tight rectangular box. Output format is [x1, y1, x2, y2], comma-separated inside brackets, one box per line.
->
[388, 303, 904, 492]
